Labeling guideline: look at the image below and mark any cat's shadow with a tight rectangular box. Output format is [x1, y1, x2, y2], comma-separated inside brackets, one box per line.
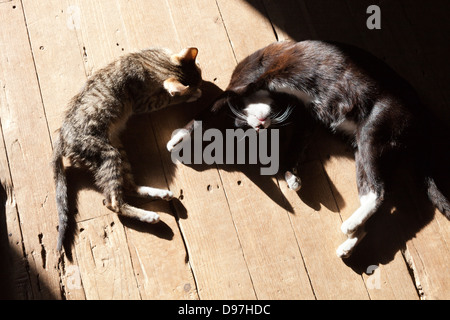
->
[342, 128, 449, 272]
[164, 81, 449, 271]
[292, 124, 449, 271]
[63, 80, 448, 271]
[153, 81, 305, 214]
[63, 166, 176, 261]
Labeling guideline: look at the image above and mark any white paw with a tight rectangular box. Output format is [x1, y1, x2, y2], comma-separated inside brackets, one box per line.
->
[285, 171, 301, 191]
[136, 186, 174, 200]
[141, 211, 160, 224]
[159, 190, 173, 201]
[187, 88, 202, 102]
[341, 218, 358, 235]
[336, 237, 358, 258]
[167, 129, 190, 152]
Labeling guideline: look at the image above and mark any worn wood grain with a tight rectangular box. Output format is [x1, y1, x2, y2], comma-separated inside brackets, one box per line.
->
[0, 118, 32, 299]
[0, 0, 62, 299]
[215, 0, 315, 299]
[1, 0, 447, 300]
[75, 214, 140, 299]
[152, 0, 259, 299]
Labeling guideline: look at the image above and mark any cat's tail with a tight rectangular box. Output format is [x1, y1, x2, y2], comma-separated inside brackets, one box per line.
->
[421, 119, 450, 220]
[52, 137, 69, 252]
[425, 175, 450, 219]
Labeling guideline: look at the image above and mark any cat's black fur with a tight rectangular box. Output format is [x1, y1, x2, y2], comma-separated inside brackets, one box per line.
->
[170, 40, 449, 257]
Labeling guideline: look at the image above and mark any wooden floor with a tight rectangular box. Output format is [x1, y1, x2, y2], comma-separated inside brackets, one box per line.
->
[0, 0, 449, 300]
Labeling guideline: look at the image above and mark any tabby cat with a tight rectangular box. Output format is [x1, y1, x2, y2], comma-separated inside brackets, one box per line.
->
[168, 40, 449, 258]
[53, 47, 202, 251]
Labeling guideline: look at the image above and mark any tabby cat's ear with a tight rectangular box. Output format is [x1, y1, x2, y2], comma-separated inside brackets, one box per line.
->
[163, 77, 189, 96]
[172, 47, 198, 63]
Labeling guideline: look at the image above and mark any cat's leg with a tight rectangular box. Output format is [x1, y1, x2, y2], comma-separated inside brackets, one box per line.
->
[135, 186, 173, 201]
[94, 144, 124, 213]
[116, 144, 174, 201]
[282, 146, 302, 191]
[281, 115, 314, 192]
[337, 126, 387, 257]
[285, 170, 301, 191]
[336, 227, 367, 258]
[340, 148, 385, 236]
[92, 141, 160, 223]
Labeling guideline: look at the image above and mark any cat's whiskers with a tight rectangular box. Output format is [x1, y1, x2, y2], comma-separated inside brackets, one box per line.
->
[271, 105, 294, 125]
[228, 103, 247, 122]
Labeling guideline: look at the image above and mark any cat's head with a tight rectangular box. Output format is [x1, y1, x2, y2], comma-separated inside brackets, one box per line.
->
[211, 89, 295, 131]
[163, 47, 203, 102]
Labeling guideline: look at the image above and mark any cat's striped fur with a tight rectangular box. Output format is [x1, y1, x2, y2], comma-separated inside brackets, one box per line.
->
[52, 47, 202, 251]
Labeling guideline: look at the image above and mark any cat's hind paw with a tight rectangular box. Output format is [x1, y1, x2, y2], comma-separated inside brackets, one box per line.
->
[285, 171, 301, 191]
[140, 211, 160, 224]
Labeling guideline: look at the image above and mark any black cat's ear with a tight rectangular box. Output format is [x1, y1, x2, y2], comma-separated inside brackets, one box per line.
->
[172, 47, 198, 64]
[163, 77, 189, 96]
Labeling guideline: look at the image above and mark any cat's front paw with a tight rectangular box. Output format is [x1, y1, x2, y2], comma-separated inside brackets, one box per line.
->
[136, 186, 173, 201]
[285, 171, 301, 191]
[167, 129, 190, 152]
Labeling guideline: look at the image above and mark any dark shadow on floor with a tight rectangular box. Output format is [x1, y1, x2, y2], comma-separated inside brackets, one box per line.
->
[229, 0, 450, 269]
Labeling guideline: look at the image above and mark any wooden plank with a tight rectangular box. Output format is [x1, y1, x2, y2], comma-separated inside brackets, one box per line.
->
[115, 0, 201, 298]
[22, 0, 195, 299]
[263, 0, 316, 41]
[21, 0, 87, 141]
[218, 168, 315, 299]
[74, 214, 140, 299]
[0, 120, 33, 299]
[307, 1, 419, 297]
[69, 0, 131, 77]
[215, 0, 315, 299]
[280, 160, 369, 299]
[23, 0, 197, 299]
[21, 0, 89, 299]
[99, 0, 201, 299]
[121, 116, 198, 300]
[0, 0, 62, 299]
[150, 0, 258, 299]
[262, 0, 419, 299]
[346, 0, 449, 300]
[264, 0, 370, 298]
[216, 0, 276, 62]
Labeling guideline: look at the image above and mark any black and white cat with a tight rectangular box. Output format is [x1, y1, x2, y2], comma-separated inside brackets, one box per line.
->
[168, 40, 449, 258]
